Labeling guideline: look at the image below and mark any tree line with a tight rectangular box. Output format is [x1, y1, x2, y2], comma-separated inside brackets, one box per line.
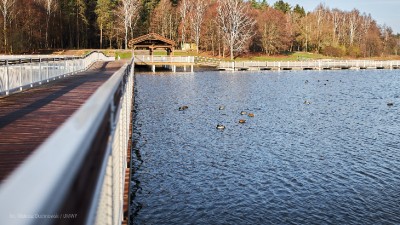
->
[0, 0, 399, 58]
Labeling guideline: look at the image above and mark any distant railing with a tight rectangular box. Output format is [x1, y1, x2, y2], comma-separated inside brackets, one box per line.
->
[0, 51, 115, 96]
[134, 55, 194, 63]
[219, 60, 400, 70]
[0, 58, 134, 225]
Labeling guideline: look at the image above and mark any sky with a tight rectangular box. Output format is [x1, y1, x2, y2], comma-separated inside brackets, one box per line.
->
[280, 0, 400, 34]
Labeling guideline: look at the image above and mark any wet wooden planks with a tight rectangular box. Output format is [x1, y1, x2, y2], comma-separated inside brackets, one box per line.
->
[0, 61, 125, 182]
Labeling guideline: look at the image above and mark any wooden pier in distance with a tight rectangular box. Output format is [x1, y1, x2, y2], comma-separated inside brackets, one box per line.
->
[218, 60, 400, 71]
[134, 55, 195, 73]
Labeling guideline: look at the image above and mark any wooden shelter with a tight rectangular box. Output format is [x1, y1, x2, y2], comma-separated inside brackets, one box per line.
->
[128, 33, 175, 55]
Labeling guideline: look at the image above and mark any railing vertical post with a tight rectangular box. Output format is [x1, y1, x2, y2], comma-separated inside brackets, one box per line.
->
[5, 60, 9, 95]
[64, 58, 68, 76]
[53, 58, 56, 78]
[19, 59, 23, 90]
[30, 59, 33, 87]
[46, 59, 50, 82]
[72, 58, 74, 74]
[39, 58, 42, 84]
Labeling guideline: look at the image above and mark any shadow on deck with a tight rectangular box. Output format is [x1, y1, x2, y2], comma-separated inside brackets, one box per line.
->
[0, 60, 125, 182]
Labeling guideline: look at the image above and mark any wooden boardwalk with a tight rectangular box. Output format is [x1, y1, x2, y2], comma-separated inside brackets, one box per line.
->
[0, 60, 124, 182]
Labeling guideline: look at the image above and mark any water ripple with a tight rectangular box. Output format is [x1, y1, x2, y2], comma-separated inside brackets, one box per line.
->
[130, 70, 400, 225]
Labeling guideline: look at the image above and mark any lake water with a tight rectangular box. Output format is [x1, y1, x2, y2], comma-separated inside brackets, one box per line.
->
[130, 69, 400, 225]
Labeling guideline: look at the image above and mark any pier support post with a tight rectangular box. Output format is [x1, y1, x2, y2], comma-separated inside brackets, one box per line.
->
[191, 64, 194, 73]
[172, 65, 176, 73]
[184, 65, 186, 72]
[152, 65, 155, 73]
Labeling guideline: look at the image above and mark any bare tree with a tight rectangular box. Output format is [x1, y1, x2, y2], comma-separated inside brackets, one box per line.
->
[359, 13, 372, 56]
[298, 13, 312, 51]
[331, 9, 341, 46]
[314, 4, 327, 52]
[120, 0, 140, 49]
[217, 0, 255, 60]
[338, 11, 347, 45]
[189, 0, 208, 53]
[40, 0, 57, 48]
[257, 8, 290, 55]
[179, 0, 190, 47]
[150, 0, 178, 40]
[0, 0, 15, 53]
[348, 9, 360, 46]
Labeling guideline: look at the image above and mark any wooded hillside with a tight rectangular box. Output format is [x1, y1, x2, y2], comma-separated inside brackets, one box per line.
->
[1, 0, 399, 58]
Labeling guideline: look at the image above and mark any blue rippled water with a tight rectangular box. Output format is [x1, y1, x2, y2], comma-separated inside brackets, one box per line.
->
[130, 70, 400, 225]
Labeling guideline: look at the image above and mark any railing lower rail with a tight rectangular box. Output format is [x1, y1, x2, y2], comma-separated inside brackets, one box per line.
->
[0, 58, 134, 225]
[0, 51, 115, 96]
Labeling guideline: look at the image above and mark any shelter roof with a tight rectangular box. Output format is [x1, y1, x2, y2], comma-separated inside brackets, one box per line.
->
[128, 33, 175, 49]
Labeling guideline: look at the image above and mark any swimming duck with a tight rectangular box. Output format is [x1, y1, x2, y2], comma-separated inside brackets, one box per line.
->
[219, 105, 225, 110]
[304, 100, 311, 105]
[248, 113, 255, 117]
[239, 119, 246, 124]
[179, 105, 189, 111]
[240, 111, 247, 115]
[216, 124, 225, 130]
[387, 102, 394, 107]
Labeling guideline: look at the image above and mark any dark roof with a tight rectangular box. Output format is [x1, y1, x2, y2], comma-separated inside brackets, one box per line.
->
[128, 33, 175, 49]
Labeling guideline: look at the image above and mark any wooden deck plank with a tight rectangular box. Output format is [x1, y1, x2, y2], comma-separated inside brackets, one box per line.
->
[0, 60, 125, 182]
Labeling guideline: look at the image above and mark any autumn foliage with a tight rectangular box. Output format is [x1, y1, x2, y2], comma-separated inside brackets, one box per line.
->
[0, 0, 399, 57]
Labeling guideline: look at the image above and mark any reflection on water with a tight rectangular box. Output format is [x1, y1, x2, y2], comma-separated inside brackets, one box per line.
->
[130, 70, 400, 225]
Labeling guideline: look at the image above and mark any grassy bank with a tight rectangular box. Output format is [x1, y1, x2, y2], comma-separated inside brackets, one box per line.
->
[61, 49, 400, 61]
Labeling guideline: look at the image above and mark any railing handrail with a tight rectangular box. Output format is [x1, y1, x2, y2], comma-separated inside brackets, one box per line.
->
[0, 51, 115, 95]
[0, 58, 134, 225]
[134, 55, 194, 63]
[0, 51, 114, 63]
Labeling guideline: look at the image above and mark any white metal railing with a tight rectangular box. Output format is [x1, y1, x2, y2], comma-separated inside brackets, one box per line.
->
[0, 58, 134, 225]
[219, 60, 400, 70]
[0, 51, 115, 95]
[134, 55, 194, 63]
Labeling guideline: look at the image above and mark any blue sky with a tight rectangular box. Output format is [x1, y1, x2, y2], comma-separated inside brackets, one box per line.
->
[280, 0, 400, 33]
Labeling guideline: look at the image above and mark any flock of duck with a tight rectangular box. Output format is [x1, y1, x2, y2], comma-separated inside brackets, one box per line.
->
[178, 105, 255, 130]
[303, 79, 395, 107]
[178, 79, 395, 130]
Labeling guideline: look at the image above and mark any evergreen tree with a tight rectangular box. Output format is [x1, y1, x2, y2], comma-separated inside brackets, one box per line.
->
[96, 0, 112, 48]
[293, 4, 305, 17]
[273, 0, 290, 14]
